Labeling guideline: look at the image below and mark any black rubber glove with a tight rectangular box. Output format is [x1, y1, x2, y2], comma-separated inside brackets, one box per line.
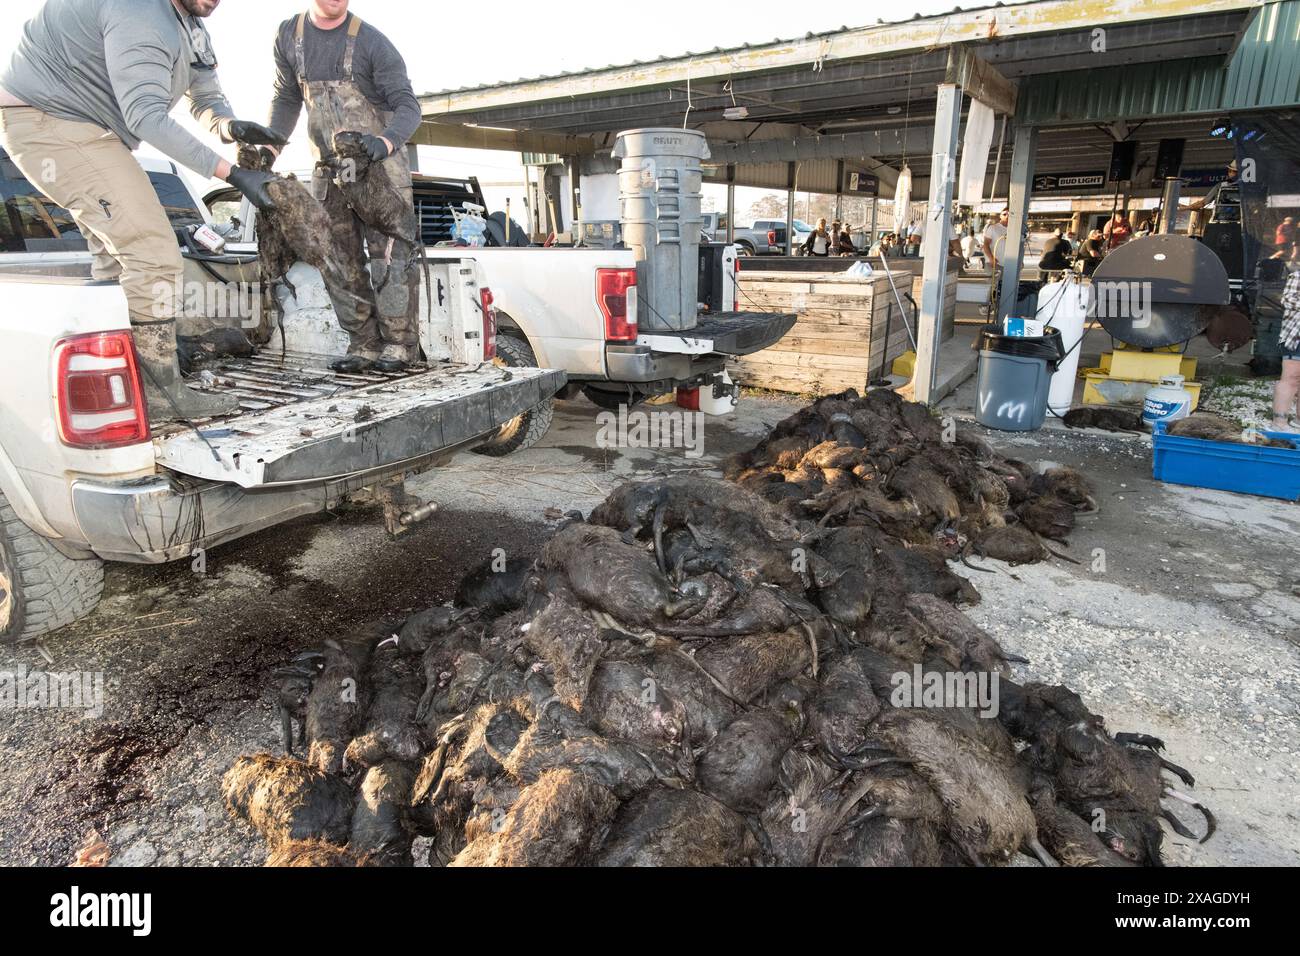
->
[223, 119, 289, 147]
[226, 166, 278, 211]
[355, 132, 392, 162]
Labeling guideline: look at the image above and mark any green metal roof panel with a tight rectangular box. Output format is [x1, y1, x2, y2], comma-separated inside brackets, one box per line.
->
[1017, 0, 1300, 124]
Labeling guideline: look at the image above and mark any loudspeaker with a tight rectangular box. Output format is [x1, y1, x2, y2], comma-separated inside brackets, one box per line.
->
[1202, 221, 1244, 280]
[1109, 141, 1137, 182]
[1154, 139, 1186, 180]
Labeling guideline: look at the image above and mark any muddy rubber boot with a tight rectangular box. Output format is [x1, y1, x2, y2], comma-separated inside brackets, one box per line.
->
[372, 342, 413, 373]
[329, 353, 376, 373]
[139, 356, 241, 424]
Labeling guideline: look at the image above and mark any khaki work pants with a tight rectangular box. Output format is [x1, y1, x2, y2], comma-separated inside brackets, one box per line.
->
[0, 106, 184, 364]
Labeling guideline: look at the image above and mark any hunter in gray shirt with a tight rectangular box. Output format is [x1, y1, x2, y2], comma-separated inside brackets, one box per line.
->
[0, 0, 235, 178]
[267, 13, 421, 148]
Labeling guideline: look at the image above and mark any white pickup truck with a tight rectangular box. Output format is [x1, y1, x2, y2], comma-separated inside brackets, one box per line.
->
[0, 153, 563, 643]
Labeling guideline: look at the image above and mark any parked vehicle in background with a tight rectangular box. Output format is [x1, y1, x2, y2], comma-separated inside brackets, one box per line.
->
[700, 213, 812, 255]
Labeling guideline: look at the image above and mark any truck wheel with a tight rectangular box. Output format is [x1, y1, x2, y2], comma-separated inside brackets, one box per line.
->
[0, 491, 104, 644]
[473, 333, 555, 457]
[735, 241, 755, 256]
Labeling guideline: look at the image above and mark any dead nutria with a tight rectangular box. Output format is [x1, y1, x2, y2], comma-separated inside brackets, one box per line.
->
[328, 130, 418, 275]
[1062, 407, 1146, 433]
[870, 709, 1056, 866]
[972, 525, 1050, 566]
[222, 754, 354, 847]
[344, 638, 424, 768]
[349, 760, 416, 866]
[455, 555, 533, 615]
[1016, 496, 1076, 542]
[540, 522, 701, 627]
[1031, 466, 1098, 513]
[1168, 413, 1295, 448]
[451, 768, 620, 867]
[303, 631, 375, 774]
[593, 787, 761, 866]
[264, 839, 367, 867]
[583, 659, 687, 752]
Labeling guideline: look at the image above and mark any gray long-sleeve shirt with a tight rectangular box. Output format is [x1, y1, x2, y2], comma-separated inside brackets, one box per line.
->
[267, 13, 421, 150]
[0, 0, 234, 178]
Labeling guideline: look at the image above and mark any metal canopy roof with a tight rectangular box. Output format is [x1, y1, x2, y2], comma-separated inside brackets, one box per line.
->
[415, 0, 1272, 196]
[420, 0, 1257, 133]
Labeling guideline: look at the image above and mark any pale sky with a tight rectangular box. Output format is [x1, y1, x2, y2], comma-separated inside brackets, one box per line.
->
[1, 0, 958, 214]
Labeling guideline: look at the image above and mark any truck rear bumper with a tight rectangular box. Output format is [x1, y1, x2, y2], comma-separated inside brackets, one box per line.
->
[69, 439, 482, 564]
[596, 311, 795, 384]
[601, 344, 697, 382]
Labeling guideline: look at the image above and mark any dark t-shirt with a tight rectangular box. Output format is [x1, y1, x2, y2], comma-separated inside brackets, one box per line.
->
[268, 13, 421, 149]
[1039, 236, 1072, 270]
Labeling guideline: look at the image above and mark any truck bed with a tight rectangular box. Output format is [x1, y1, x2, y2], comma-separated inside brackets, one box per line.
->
[158, 351, 564, 487]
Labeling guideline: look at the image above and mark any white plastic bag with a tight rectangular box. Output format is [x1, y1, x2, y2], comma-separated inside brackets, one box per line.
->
[846, 260, 874, 278]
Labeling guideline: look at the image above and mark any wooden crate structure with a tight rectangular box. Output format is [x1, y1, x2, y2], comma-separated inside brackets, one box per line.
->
[729, 269, 941, 394]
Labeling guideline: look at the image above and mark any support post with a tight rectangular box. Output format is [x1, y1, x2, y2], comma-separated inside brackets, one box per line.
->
[835, 160, 845, 222]
[1157, 177, 1181, 234]
[726, 165, 736, 243]
[997, 125, 1037, 321]
[786, 162, 798, 255]
[912, 82, 962, 406]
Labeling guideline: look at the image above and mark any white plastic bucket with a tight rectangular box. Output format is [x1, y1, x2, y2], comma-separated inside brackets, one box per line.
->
[1036, 276, 1090, 416]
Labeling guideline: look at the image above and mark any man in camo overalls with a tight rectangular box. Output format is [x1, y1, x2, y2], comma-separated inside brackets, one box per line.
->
[267, 0, 422, 372]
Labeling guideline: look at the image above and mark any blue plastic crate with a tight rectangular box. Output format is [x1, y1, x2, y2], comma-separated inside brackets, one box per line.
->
[1152, 421, 1300, 501]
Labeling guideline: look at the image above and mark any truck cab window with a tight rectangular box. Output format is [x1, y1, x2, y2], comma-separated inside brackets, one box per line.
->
[146, 171, 206, 230]
[1, 153, 88, 253]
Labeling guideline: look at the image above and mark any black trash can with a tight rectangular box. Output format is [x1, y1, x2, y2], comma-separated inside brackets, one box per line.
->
[974, 326, 1065, 431]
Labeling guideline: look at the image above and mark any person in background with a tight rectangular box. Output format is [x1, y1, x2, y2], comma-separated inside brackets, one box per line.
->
[835, 223, 856, 256]
[0, 0, 282, 424]
[1103, 211, 1132, 249]
[1274, 216, 1296, 258]
[947, 220, 964, 261]
[1038, 227, 1073, 272]
[982, 208, 1009, 271]
[266, 0, 424, 372]
[1276, 246, 1300, 433]
[804, 217, 831, 256]
[960, 228, 978, 265]
[1190, 159, 1239, 217]
[1076, 227, 1106, 276]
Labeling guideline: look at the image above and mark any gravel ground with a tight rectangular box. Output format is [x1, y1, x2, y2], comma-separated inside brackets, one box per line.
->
[1, 391, 1296, 866]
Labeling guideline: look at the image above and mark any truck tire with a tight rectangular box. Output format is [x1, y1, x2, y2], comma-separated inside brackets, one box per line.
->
[735, 241, 755, 256]
[472, 333, 555, 457]
[0, 491, 104, 644]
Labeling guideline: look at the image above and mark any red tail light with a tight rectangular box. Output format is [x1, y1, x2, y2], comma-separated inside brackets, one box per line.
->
[734, 255, 742, 275]
[767, 229, 777, 246]
[596, 268, 637, 341]
[479, 287, 497, 360]
[53, 331, 150, 449]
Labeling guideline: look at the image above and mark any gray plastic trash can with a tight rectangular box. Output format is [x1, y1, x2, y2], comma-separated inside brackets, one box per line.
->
[974, 326, 1064, 431]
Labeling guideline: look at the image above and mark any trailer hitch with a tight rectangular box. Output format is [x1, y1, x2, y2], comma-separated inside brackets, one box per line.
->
[374, 478, 439, 536]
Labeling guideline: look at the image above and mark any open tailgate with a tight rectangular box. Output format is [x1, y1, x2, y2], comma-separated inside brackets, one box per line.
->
[637, 311, 796, 356]
[155, 355, 564, 488]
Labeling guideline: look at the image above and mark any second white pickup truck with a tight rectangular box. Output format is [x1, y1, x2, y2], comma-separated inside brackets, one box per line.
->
[211, 174, 797, 425]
